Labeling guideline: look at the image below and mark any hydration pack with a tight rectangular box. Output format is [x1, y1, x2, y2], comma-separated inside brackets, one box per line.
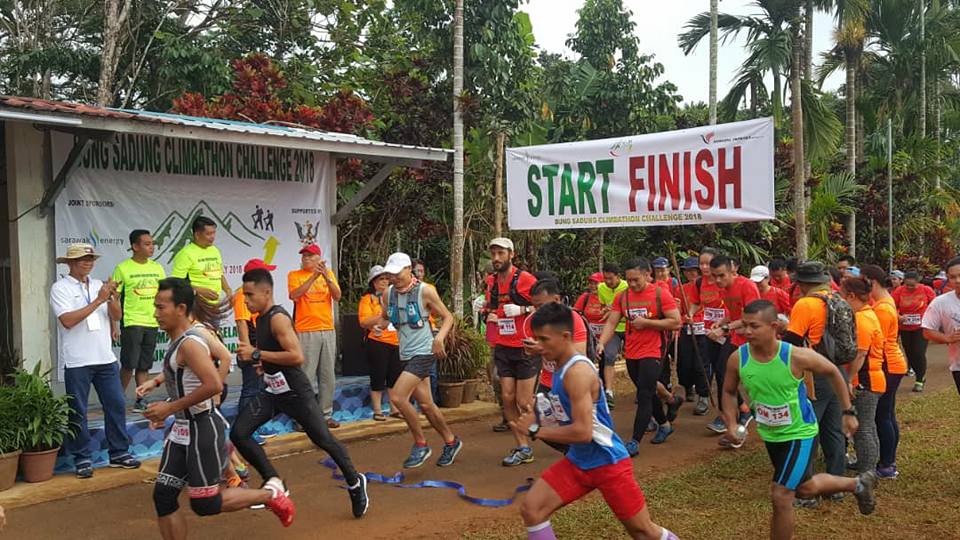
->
[387, 283, 426, 329]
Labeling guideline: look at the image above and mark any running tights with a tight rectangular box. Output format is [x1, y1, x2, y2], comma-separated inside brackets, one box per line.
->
[900, 329, 928, 382]
[853, 391, 881, 474]
[876, 373, 903, 467]
[230, 391, 359, 486]
[627, 358, 664, 443]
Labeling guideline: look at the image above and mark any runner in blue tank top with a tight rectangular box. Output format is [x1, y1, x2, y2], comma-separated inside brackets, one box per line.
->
[511, 303, 679, 540]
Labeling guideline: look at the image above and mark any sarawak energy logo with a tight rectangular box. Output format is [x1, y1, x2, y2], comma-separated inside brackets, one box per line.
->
[62, 227, 124, 248]
[701, 132, 716, 144]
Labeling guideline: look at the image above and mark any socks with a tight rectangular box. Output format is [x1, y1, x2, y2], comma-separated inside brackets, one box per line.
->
[527, 521, 557, 540]
[415, 440, 428, 447]
[660, 528, 679, 540]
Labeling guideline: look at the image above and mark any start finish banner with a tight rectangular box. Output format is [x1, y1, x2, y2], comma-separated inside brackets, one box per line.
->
[505, 118, 774, 230]
[52, 131, 333, 378]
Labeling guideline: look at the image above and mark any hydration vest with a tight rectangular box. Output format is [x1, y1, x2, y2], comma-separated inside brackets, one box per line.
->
[388, 282, 426, 329]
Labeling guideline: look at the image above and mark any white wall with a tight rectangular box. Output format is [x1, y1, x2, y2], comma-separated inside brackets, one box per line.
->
[5, 121, 56, 374]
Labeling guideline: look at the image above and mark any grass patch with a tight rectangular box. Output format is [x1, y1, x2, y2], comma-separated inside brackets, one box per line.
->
[464, 389, 960, 539]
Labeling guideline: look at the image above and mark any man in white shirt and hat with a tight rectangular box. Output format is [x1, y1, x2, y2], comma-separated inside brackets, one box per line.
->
[50, 243, 141, 479]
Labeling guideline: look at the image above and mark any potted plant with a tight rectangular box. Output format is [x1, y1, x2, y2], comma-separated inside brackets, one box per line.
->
[438, 319, 487, 408]
[0, 384, 24, 490]
[15, 365, 75, 483]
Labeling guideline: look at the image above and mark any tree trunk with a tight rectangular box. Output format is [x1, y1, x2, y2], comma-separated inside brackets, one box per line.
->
[856, 69, 866, 164]
[791, 20, 808, 259]
[709, 0, 718, 125]
[451, 0, 465, 316]
[773, 74, 783, 129]
[919, 1, 926, 137]
[494, 131, 505, 237]
[845, 53, 857, 258]
[97, 0, 131, 107]
[803, 0, 813, 189]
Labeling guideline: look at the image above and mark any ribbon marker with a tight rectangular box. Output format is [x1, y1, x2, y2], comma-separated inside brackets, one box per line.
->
[319, 458, 533, 508]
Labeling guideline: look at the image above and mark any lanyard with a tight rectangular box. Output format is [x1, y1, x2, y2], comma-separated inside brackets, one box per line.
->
[78, 280, 92, 305]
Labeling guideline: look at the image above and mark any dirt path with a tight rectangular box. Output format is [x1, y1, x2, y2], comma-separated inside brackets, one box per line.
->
[5, 348, 953, 539]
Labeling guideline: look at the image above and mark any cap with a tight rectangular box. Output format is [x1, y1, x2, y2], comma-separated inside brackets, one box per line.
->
[243, 258, 276, 273]
[652, 257, 669, 269]
[848, 266, 861, 277]
[367, 265, 387, 284]
[488, 237, 514, 251]
[56, 243, 100, 263]
[383, 252, 412, 274]
[890, 270, 905, 280]
[588, 272, 604, 283]
[299, 244, 322, 256]
[681, 256, 699, 270]
[795, 261, 831, 284]
[750, 265, 770, 282]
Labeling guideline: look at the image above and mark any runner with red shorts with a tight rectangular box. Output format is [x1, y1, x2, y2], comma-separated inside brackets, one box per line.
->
[512, 303, 679, 540]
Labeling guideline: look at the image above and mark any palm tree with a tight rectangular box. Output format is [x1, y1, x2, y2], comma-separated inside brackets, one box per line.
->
[452, 0, 465, 315]
[710, 0, 719, 125]
[790, 4, 809, 258]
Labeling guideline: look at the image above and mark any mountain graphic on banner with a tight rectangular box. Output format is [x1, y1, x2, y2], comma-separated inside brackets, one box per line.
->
[153, 200, 265, 263]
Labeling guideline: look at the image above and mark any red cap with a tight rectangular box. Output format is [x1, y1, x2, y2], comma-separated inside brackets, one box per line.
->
[299, 244, 322, 256]
[243, 258, 277, 273]
[588, 272, 604, 283]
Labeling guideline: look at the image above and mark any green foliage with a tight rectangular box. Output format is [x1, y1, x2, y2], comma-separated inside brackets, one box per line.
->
[13, 365, 76, 452]
[439, 318, 489, 382]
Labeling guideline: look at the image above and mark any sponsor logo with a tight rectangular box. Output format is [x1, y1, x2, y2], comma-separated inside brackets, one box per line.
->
[609, 139, 633, 157]
[295, 220, 317, 247]
[701, 132, 716, 144]
[61, 227, 124, 247]
[250, 205, 275, 232]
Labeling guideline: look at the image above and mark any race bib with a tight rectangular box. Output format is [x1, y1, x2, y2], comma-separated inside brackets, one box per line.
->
[902, 314, 922, 326]
[690, 322, 706, 335]
[548, 394, 571, 423]
[263, 371, 292, 394]
[498, 318, 517, 336]
[589, 323, 605, 337]
[755, 402, 793, 427]
[168, 419, 190, 445]
[627, 308, 649, 320]
[704, 308, 726, 322]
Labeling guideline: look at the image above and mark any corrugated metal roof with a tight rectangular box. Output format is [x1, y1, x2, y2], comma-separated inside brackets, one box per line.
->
[0, 96, 450, 161]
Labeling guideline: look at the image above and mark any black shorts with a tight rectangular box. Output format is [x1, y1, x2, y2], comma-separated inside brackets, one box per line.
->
[120, 326, 158, 371]
[402, 354, 436, 380]
[765, 437, 816, 491]
[155, 410, 228, 496]
[367, 339, 402, 391]
[494, 345, 540, 380]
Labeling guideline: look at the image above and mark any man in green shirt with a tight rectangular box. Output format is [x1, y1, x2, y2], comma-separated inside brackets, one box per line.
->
[597, 262, 628, 405]
[171, 216, 230, 298]
[112, 229, 166, 412]
[721, 300, 878, 540]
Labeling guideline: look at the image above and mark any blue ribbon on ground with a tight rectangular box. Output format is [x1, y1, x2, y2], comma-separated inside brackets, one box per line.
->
[319, 458, 532, 508]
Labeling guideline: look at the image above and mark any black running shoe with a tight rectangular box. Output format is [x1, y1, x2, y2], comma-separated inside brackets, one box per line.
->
[348, 474, 369, 518]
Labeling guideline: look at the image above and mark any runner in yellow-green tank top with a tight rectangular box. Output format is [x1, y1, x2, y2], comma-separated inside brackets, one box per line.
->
[719, 299, 880, 540]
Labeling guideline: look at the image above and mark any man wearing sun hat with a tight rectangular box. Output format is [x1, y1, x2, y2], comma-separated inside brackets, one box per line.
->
[50, 243, 140, 479]
[288, 243, 342, 428]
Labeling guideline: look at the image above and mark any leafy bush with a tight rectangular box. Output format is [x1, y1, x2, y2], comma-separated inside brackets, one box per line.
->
[0, 385, 25, 453]
[439, 318, 489, 382]
[14, 365, 76, 452]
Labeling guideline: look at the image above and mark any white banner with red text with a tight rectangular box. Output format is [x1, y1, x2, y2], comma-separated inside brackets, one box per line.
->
[505, 118, 774, 230]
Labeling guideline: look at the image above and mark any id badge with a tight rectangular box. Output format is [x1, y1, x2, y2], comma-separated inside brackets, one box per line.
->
[86, 313, 102, 332]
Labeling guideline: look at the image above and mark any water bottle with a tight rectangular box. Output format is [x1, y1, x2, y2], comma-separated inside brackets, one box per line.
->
[735, 424, 748, 441]
[536, 393, 556, 427]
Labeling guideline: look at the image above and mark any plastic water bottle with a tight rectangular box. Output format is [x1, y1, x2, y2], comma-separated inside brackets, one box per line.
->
[536, 393, 556, 427]
[735, 424, 748, 441]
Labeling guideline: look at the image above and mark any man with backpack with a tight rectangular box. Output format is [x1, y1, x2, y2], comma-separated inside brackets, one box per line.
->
[783, 261, 859, 493]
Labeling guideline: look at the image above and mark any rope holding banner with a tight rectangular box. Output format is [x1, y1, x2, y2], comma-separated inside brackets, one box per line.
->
[318, 458, 533, 508]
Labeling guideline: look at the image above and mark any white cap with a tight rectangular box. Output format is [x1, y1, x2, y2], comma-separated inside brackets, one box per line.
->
[488, 237, 514, 251]
[383, 252, 412, 275]
[750, 265, 770, 282]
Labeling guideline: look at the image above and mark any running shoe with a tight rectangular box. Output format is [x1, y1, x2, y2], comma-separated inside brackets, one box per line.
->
[793, 497, 819, 509]
[403, 444, 432, 469]
[876, 465, 899, 480]
[907, 368, 915, 377]
[651, 425, 674, 444]
[718, 433, 743, 449]
[625, 439, 640, 457]
[265, 477, 296, 527]
[347, 474, 369, 518]
[132, 398, 147, 413]
[737, 411, 754, 429]
[913, 381, 924, 393]
[854, 470, 878, 515]
[109, 455, 141, 469]
[492, 421, 511, 433]
[666, 393, 684, 422]
[706, 417, 727, 434]
[76, 463, 94, 479]
[253, 432, 267, 446]
[685, 390, 696, 403]
[694, 396, 710, 416]
[437, 437, 463, 467]
[647, 419, 659, 432]
[501, 447, 534, 467]
[605, 390, 616, 410]
[828, 493, 846, 502]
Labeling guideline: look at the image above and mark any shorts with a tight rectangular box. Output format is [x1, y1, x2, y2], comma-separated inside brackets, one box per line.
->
[542, 456, 646, 521]
[367, 339, 402, 391]
[155, 410, 228, 496]
[494, 345, 540, 380]
[602, 332, 624, 367]
[402, 354, 436, 380]
[120, 326, 158, 371]
[765, 437, 816, 491]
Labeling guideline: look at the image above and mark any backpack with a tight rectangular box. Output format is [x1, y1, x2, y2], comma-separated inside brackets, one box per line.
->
[487, 268, 532, 309]
[387, 283, 427, 329]
[618, 285, 663, 331]
[809, 292, 858, 365]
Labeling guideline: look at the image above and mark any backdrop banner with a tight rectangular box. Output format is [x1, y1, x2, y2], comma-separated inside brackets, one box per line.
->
[52, 132, 333, 378]
[506, 117, 775, 230]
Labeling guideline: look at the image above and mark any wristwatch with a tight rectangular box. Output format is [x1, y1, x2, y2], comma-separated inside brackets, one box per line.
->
[842, 406, 858, 417]
[251, 349, 261, 363]
[528, 423, 540, 440]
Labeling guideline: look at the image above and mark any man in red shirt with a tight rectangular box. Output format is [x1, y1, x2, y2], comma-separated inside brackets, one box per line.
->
[484, 237, 539, 467]
[598, 258, 681, 456]
[768, 259, 792, 291]
[522, 279, 588, 394]
[893, 271, 937, 391]
[751, 265, 791, 315]
[705, 255, 760, 434]
[676, 256, 711, 415]
[686, 248, 728, 429]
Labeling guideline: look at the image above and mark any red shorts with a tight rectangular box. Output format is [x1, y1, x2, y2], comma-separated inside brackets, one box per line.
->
[541, 456, 646, 521]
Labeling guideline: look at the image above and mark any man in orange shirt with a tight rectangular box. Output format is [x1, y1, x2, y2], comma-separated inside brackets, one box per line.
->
[288, 244, 342, 429]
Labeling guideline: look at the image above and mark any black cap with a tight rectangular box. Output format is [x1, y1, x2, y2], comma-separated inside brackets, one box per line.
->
[795, 261, 831, 284]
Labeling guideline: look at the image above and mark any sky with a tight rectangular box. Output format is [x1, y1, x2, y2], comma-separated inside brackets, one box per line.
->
[525, 0, 844, 105]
